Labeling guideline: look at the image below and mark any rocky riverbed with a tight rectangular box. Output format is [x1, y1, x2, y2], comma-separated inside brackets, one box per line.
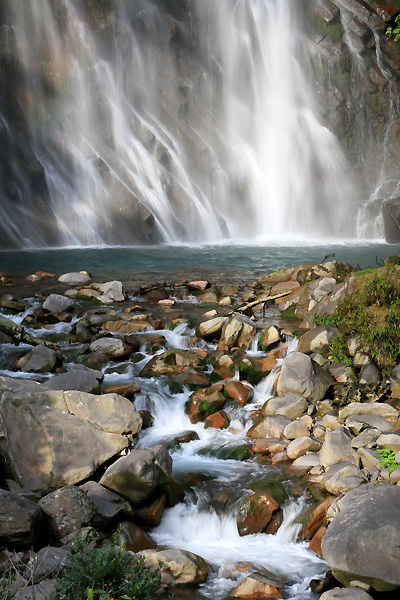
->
[0, 259, 400, 600]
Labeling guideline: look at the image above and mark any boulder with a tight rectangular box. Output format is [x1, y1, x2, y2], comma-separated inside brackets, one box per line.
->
[117, 521, 156, 552]
[261, 394, 308, 419]
[89, 337, 131, 358]
[224, 381, 253, 405]
[322, 484, 400, 591]
[138, 548, 208, 586]
[298, 325, 338, 355]
[339, 403, 400, 425]
[140, 349, 206, 376]
[283, 419, 310, 439]
[323, 462, 368, 496]
[185, 386, 226, 424]
[39, 485, 96, 540]
[42, 369, 101, 394]
[286, 436, 321, 460]
[17, 345, 58, 373]
[320, 589, 373, 600]
[319, 428, 354, 468]
[290, 454, 320, 472]
[79, 481, 133, 528]
[63, 390, 142, 435]
[0, 376, 130, 494]
[96, 280, 124, 301]
[0, 490, 43, 547]
[247, 414, 291, 439]
[26, 546, 71, 582]
[230, 573, 282, 598]
[376, 433, 400, 452]
[13, 580, 56, 600]
[359, 364, 381, 385]
[100, 447, 170, 505]
[276, 352, 332, 402]
[346, 414, 393, 433]
[196, 316, 227, 338]
[237, 481, 287, 536]
[43, 294, 74, 313]
[218, 315, 256, 350]
[58, 272, 91, 285]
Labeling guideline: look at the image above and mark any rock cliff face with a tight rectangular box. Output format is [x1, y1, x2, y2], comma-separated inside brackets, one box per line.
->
[306, 0, 400, 239]
[1, 0, 400, 246]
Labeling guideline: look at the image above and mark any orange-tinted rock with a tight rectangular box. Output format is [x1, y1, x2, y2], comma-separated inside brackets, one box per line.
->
[117, 521, 156, 552]
[297, 497, 334, 541]
[309, 525, 326, 557]
[237, 493, 279, 536]
[135, 494, 167, 528]
[188, 280, 210, 291]
[185, 386, 226, 424]
[104, 320, 151, 334]
[231, 574, 282, 598]
[265, 509, 283, 535]
[224, 381, 253, 405]
[102, 382, 141, 398]
[204, 410, 230, 429]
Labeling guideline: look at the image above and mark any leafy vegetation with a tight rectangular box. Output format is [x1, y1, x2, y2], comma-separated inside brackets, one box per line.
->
[315, 265, 400, 373]
[386, 14, 400, 43]
[51, 530, 162, 600]
[377, 448, 400, 474]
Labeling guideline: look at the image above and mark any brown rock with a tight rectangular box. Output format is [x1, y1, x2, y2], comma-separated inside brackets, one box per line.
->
[186, 386, 226, 424]
[297, 497, 334, 541]
[309, 526, 326, 557]
[135, 494, 167, 528]
[39, 485, 96, 540]
[102, 382, 141, 398]
[204, 410, 230, 429]
[117, 521, 156, 552]
[252, 438, 289, 455]
[237, 493, 279, 536]
[231, 573, 282, 598]
[224, 381, 253, 405]
[104, 321, 151, 334]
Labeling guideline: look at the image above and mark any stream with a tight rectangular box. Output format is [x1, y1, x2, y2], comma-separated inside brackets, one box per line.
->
[0, 299, 327, 599]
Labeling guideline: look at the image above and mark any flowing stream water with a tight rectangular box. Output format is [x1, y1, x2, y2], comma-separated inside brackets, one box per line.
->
[0, 0, 371, 248]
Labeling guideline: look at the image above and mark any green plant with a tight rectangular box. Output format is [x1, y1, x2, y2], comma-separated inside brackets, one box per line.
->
[377, 448, 400, 474]
[386, 14, 400, 42]
[52, 529, 162, 600]
[315, 265, 400, 373]
[0, 572, 15, 600]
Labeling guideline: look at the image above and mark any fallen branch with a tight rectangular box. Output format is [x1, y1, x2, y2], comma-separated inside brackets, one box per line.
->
[0, 315, 58, 350]
[232, 290, 294, 315]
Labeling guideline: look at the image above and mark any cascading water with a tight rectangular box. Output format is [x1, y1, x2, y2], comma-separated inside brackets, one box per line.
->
[0, 0, 361, 248]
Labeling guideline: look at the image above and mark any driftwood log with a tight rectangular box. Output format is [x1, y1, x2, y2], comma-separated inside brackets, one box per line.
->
[0, 315, 58, 350]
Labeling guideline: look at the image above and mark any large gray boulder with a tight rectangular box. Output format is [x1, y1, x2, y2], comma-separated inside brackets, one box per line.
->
[0, 490, 43, 547]
[100, 447, 171, 505]
[42, 369, 101, 394]
[322, 484, 400, 591]
[0, 376, 131, 494]
[17, 345, 58, 373]
[276, 352, 332, 401]
[298, 324, 338, 355]
[320, 428, 354, 468]
[39, 485, 96, 540]
[79, 481, 134, 528]
[323, 461, 368, 496]
[58, 272, 91, 285]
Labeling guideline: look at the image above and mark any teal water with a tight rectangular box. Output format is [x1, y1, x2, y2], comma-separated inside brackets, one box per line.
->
[0, 242, 398, 283]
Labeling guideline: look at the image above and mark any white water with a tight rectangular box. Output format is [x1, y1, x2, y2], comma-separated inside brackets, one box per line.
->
[3, 0, 359, 248]
[129, 326, 326, 599]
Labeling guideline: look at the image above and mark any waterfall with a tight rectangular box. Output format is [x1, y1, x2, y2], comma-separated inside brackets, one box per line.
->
[0, 0, 370, 248]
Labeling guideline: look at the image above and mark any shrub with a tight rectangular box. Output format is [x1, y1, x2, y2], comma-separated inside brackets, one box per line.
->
[51, 530, 162, 600]
[377, 448, 400, 474]
[386, 14, 400, 43]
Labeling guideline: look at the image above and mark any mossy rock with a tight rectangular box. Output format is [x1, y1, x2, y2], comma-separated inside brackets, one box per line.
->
[249, 479, 288, 506]
[198, 444, 254, 461]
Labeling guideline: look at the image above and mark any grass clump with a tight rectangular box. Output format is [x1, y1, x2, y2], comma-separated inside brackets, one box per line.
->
[51, 530, 162, 600]
[315, 264, 400, 373]
[377, 448, 400, 474]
